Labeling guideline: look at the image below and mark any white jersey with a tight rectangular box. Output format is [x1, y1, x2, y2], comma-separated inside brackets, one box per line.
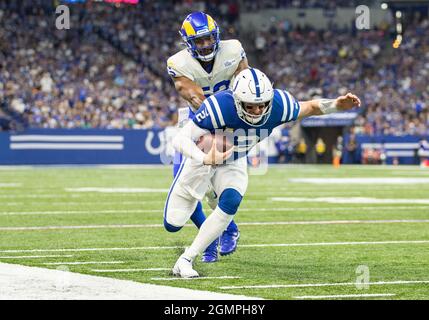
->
[167, 39, 246, 112]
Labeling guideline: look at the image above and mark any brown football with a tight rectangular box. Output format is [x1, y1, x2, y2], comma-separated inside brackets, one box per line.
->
[197, 133, 233, 153]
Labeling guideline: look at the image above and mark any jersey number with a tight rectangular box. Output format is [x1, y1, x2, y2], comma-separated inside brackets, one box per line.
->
[202, 80, 231, 98]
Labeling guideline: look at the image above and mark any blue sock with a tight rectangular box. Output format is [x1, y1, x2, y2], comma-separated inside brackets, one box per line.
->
[226, 220, 238, 233]
[190, 202, 206, 229]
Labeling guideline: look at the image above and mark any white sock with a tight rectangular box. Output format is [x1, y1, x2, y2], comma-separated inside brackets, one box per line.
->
[183, 207, 233, 260]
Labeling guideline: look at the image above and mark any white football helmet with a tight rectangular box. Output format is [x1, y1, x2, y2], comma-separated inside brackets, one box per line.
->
[231, 68, 274, 126]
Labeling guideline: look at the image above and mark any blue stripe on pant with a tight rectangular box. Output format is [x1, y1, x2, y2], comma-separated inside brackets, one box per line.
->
[165, 107, 206, 232]
[164, 158, 187, 232]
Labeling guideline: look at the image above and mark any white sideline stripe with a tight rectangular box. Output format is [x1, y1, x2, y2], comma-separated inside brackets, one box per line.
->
[10, 143, 124, 150]
[92, 268, 170, 273]
[10, 135, 124, 142]
[294, 294, 396, 299]
[43, 261, 124, 266]
[2, 206, 429, 216]
[220, 280, 429, 290]
[0, 255, 74, 259]
[290, 178, 429, 184]
[152, 276, 240, 281]
[2, 219, 429, 231]
[0, 263, 261, 300]
[271, 197, 429, 204]
[1, 240, 428, 254]
[65, 187, 169, 193]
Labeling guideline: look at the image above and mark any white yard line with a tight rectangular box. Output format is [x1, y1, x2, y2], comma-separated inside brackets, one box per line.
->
[0, 193, 162, 199]
[43, 261, 124, 266]
[92, 268, 170, 273]
[0, 255, 74, 259]
[237, 219, 429, 225]
[1, 240, 428, 254]
[0, 194, 84, 199]
[289, 178, 429, 184]
[219, 280, 429, 290]
[0, 183, 21, 188]
[0, 209, 160, 216]
[2, 201, 161, 206]
[1, 206, 429, 216]
[1, 219, 429, 231]
[271, 197, 429, 204]
[0, 263, 261, 300]
[65, 188, 169, 193]
[249, 206, 429, 211]
[152, 276, 241, 281]
[239, 240, 429, 248]
[294, 293, 396, 299]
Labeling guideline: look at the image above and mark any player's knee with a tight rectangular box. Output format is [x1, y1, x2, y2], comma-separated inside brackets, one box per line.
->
[163, 208, 189, 232]
[163, 218, 183, 233]
[218, 188, 242, 215]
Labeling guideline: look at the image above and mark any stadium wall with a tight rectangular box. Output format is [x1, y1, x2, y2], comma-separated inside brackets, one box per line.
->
[1, 130, 426, 166]
[342, 134, 428, 165]
[0, 129, 177, 165]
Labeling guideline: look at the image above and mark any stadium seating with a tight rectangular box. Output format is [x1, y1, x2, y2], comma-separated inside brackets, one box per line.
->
[0, 0, 427, 164]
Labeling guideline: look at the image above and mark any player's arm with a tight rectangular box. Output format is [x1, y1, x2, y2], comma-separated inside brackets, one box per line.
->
[233, 57, 249, 77]
[172, 76, 206, 110]
[297, 93, 361, 120]
[172, 119, 233, 166]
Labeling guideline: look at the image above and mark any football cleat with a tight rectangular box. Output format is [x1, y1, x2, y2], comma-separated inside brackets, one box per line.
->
[173, 255, 199, 278]
[220, 229, 240, 256]
[201, 238, 219, 263]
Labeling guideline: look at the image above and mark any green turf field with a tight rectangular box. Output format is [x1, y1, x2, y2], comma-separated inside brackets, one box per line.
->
[0, 165, 428, 299]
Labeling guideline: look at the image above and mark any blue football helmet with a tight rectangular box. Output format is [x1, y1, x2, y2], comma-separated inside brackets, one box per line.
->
[179, 12, 220, 62]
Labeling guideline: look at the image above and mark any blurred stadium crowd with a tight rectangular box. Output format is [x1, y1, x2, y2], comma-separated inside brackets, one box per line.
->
[0, 0, 428, 138]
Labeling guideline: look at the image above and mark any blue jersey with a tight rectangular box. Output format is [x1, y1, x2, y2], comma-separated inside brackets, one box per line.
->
[192, 89, 300, 159]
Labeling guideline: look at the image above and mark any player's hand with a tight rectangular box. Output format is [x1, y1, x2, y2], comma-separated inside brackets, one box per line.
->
[190, 96, 204, 109]
[203, 138, 233, 165]
[335, 93, 361, 111]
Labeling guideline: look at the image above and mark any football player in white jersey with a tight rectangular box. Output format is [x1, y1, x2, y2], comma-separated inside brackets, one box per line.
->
[165, 12, 249, 263]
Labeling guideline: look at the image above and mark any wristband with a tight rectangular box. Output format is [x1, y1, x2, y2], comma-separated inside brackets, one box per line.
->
[319, 99, 338, 114]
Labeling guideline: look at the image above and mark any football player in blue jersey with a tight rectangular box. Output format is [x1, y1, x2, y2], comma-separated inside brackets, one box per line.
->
[165, 68, 360, 277]
[165, 12, 249, 262]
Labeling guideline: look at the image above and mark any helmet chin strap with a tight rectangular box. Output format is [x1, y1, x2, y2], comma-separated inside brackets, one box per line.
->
[245, 114, 263, 124]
